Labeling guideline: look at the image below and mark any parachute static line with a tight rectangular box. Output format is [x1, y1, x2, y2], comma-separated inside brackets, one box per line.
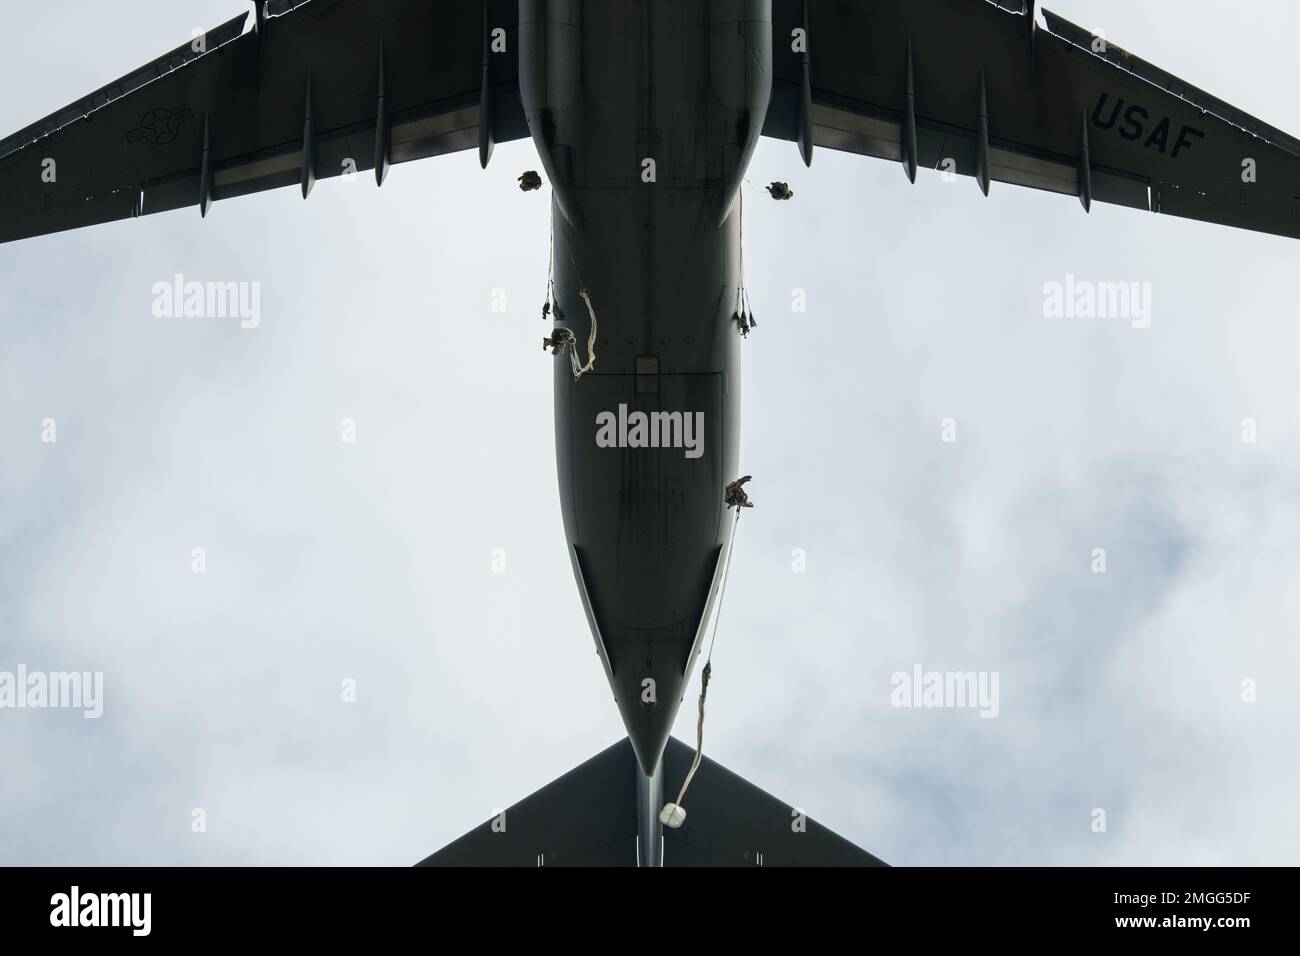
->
[542, 212, 566, 325]
[544, 291, 597, 379]
[660, 506, 744, 829]
[569, 289, 598, 380]
[732, 191, 756, 337]
[542, 216, 555, 320]
[545, 249, 596, 382]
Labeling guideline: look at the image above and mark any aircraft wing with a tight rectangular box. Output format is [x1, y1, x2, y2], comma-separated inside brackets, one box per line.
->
[766, 0, 1300, 240]
[0, 0, 527, 244]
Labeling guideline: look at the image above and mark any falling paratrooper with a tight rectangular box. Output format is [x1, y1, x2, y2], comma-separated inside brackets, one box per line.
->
[724, 475, 754, 510]
[543, 327, 576, 355]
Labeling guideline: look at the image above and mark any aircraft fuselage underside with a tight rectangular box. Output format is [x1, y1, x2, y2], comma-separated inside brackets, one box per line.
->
[522, 0, 768, 777]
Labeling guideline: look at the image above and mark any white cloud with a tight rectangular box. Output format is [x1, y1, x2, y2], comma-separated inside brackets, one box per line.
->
[1, 0, 1298, 865]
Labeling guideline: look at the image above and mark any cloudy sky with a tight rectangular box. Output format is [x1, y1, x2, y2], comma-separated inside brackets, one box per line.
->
[2, 0, 1297, 866]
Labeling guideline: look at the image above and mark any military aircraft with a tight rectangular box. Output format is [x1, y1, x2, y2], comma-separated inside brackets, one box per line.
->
[4, 0, 1298, 866]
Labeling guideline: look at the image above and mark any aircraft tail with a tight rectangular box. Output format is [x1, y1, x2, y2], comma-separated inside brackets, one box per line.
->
[417, 737, 885, 867]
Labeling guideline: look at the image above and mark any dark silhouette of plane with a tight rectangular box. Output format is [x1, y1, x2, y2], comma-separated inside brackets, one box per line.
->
[5, 0, 1295, 865]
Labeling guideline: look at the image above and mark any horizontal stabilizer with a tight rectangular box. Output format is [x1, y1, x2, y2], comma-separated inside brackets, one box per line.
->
[418, 737, 885, 867]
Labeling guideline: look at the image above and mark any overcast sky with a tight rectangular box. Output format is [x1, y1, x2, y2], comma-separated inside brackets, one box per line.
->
[2, 0, 1298, 865]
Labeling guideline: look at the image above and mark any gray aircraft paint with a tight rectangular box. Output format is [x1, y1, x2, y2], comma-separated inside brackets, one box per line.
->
[5, 0, 1300, 867]
[523, 0, 766, 780]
